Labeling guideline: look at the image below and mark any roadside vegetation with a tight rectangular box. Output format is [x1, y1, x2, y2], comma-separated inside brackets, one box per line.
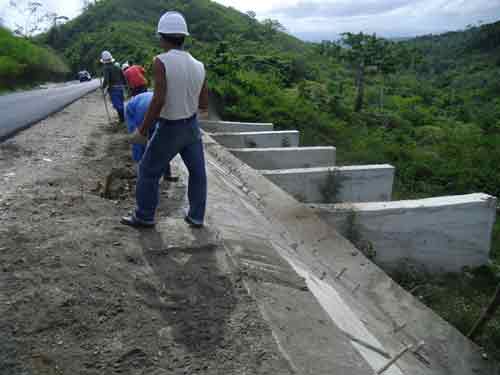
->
[0, 27, 69, 92]
[33, 0, 500, 360]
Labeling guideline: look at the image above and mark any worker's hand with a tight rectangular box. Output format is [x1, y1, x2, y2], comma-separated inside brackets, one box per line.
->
[129, 129, 148, 145]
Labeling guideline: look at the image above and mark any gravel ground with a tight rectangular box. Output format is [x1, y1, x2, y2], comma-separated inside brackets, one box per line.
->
[0, 92, 294, 375]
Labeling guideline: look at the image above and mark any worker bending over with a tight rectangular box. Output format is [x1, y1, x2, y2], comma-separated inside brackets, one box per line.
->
[122, 62, 148, 97]
[125, 91, 178, 182]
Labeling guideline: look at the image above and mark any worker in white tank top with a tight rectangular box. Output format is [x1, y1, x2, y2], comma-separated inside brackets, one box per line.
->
[157, 50, 205, 120]
[122, 11, 209, 229]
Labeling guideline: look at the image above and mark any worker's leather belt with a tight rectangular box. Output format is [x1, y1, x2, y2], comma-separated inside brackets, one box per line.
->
[158, 114, 197, 125]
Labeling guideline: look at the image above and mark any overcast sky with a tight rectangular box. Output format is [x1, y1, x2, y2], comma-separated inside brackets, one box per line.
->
[1, 0, 499, 40]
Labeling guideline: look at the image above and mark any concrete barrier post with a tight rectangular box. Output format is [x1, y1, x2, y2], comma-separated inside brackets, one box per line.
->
[314, 193, 498, 272]
[230, 146, 336, 170]
[200, 120, 274, 133]
[212, 131, 300, 149]
[261, 165, 395, 203]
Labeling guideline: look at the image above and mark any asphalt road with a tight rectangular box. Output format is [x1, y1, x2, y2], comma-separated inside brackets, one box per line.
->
[0, 80, 100, 141]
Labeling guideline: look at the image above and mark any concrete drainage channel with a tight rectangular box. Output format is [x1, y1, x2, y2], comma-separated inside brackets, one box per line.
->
[201, 119, 498, 374]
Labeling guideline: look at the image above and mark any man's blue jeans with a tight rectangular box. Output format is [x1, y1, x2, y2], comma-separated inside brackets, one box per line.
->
[109, 86, 125, 120]
[135, 116, 207, 225]
[127, 125, 173, 178]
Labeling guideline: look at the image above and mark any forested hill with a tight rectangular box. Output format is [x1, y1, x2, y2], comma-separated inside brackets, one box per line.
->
[0, 27, 69, 92]
[41, 0, 309, 74]
[411, 20, 500, 65]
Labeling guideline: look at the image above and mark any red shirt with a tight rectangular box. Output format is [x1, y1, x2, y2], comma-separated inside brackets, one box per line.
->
[124, 65, 147, 88]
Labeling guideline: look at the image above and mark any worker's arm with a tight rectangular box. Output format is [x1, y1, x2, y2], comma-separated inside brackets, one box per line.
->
[138, 58, 166, 135]
[198, 79, 209, 120]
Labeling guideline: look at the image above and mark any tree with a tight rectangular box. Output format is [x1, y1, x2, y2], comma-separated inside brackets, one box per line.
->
[9, 1, 45, 37]
[45, 13, 69, 46]
[316, 40, 342, 59]
[261, 18, 285, 39]
[82, 0, 99, 11]
[341, 32, 399, 112]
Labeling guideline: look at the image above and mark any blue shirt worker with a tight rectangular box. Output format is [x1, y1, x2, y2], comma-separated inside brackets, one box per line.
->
[125, 92, 178, 181]
[101, 50, 126, 122]
[121, 11, 209, 229]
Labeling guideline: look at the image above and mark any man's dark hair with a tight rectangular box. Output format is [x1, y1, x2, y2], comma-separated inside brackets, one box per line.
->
[160, 33, 185, 48]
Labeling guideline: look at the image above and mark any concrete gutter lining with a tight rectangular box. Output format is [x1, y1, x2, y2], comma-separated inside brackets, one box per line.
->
[203, 134, 497, 374]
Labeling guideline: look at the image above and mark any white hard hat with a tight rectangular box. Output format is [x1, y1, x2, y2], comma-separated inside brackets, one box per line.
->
[100, 50, 115, 63]
[122, 62, 130, 70]
[157, 11, 189, 36]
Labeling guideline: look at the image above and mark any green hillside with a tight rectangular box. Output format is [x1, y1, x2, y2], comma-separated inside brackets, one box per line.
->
[43, 1, 500, 358]
[0, 27, 70, 91]
[42, 0, 308, 73]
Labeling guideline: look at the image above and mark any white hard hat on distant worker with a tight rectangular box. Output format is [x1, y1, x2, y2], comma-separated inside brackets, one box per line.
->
[122, 62, 130, 70]
[100, 50, 115, 63]
[157, 11, 189, 36]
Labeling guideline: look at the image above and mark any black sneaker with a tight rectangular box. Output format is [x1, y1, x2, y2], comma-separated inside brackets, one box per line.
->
[184, 216, 204, 229]
[121, 215, 155, 228]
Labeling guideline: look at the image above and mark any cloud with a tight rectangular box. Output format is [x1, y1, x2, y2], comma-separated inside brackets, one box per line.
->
[265, 0, 500, 39]
[1, 0, 499, 40]
[271, 0, 421, 18]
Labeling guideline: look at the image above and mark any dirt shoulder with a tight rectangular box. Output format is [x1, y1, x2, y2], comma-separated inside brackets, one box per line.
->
[0, 92, 293, 375]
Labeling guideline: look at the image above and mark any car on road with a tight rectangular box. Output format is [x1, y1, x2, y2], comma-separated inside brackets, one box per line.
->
[78, 71, 92, 82]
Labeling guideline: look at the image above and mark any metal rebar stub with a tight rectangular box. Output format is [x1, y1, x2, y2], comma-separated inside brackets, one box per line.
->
[335, 267, 348, 280]
[341, 331, 391, 359]
[376, 344, 414, 374]
[391, 321, 407, 335]
[411, 341, 430, 367]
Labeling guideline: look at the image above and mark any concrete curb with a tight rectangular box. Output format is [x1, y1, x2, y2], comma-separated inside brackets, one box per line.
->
[313, 194, 497, 272]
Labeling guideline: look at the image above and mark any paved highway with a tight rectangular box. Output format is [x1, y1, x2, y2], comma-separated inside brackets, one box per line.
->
[0, 80, 100, 141]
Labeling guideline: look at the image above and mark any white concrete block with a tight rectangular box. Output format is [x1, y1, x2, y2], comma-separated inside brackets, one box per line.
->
[212, 131, 300, 149]
[314, 194, 497, 273]
[229, 147, 336, 170]
[200, 120, 274, 133]
[261, 165, 394, 203]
